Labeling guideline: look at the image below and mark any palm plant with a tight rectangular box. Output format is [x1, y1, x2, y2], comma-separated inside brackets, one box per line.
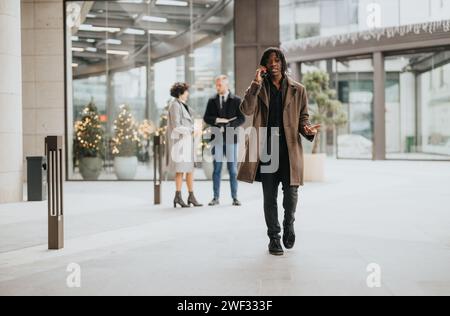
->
[303, 71, 348, 154]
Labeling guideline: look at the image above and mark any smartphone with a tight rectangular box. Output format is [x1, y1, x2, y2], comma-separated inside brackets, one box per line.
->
[260, 66, 269, 79]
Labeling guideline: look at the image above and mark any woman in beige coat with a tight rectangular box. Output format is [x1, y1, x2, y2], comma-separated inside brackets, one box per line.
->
[166, 82, 203, 208]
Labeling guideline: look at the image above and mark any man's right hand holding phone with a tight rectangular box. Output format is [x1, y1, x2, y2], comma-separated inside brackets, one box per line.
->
[254, 66, 268, 85]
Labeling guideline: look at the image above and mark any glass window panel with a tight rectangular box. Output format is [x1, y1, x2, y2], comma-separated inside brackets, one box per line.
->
[300, 60, 335, 156]
[66, 0, 235, 180]
[385, 50, 450, 160]
[335, 58, 374, 159]
[280, 0, 450, 41]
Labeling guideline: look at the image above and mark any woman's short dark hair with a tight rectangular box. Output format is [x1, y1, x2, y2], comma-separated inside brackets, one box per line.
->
[170, 82, 189, 98]
[260, 47, 288, 75]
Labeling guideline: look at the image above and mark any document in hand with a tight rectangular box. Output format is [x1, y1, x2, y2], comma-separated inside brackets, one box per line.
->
[217, 117, 237, 124]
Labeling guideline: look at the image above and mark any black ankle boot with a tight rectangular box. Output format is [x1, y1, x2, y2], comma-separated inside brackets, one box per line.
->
[268, 239, 284, 256]
[174, 191, 189, 208]
[188, 192, 203, 207]
[283, 225, 296, 250]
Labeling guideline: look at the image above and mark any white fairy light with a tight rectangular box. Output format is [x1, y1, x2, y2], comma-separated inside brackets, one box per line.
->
[282, 19, 450, 53]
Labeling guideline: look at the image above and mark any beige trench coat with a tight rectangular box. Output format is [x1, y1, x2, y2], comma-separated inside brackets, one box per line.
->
[166, 98, 195, 173]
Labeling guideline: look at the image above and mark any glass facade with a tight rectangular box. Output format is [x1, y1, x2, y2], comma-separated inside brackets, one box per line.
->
[301, 57, 375, 159]
[281, 0, 450, 43]
[299, 51, 450, 161]
[335, 58, 374, 159]
[65, 0, 235, 180]
[285, 0, 450, 161]
[62, 0, 450, 182]
[385, 50, 450, 160]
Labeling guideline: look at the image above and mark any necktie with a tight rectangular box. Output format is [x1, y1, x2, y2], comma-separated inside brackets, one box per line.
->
[221, 96, 225, 110]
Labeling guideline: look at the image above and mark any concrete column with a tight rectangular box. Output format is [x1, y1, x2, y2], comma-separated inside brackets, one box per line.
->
[234, 0, 280, 97]
[221, 25, 235, 90]
[21, 0, 65, 179]
[373, 51, 386, 160]
[185, 50, 194, 86]
[289, 62, 301, 82]
[0, 0, 23, 203]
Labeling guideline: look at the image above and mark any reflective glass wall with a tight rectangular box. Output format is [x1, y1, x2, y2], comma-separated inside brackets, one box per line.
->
[385, 49, 450, 160]
[299, 50, 450, 161]
[281, 0, 450, 43]
[301, 57, 374, 159]
[65, 0, 235, 180]
[335, 58, 374, 159]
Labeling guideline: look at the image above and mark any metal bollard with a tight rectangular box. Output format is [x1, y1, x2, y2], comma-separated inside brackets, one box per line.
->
[153, 134, 163, 205]
[45, 136, 64, 250]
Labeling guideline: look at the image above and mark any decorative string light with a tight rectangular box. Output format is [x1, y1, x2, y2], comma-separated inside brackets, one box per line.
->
[74, 101, 104, 158]
[282, 19, 450, 53]
[112, 104, 141, 156]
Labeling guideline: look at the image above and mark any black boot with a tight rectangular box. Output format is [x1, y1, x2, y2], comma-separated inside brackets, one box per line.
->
[268, 239, 284, 256]
[283, 224, 296, 249]
[282, 186, 298, 250]
[174, 191, 189, 208]
[188, 192, 203, 207]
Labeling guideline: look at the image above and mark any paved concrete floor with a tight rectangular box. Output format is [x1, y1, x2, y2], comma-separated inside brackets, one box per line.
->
[0, 159, 449, 296]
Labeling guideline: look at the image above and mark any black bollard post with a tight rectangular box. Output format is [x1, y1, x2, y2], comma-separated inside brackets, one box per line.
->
[45, 136, 64, 250]
[153, 134, 163, 205]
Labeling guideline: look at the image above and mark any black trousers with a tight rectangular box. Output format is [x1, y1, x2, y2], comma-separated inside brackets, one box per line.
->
[260, 141, 299, 240]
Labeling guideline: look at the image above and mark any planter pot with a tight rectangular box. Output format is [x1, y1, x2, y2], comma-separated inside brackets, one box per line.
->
[303, 153, 326, 182]
[79, 157, 103, 181]
[114, 156, 138, 180]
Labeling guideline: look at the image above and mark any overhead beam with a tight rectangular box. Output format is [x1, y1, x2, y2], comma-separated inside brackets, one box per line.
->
[91, 2, 209, 16]
[72, 0, 233, 72]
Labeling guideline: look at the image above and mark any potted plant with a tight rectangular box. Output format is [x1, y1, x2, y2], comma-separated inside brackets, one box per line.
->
[112, 104, 140, 180]
[302, 71, 347, 182]
[74, 101, 105, 180]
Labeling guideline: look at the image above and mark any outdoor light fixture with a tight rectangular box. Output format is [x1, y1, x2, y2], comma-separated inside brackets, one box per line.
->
[105, 39, 122, 45]
[79, 24, 120, 33]
[155, 0, 188, 7]
[71, 47, 84, 52]
[107, 50, 129, 56]
[45, 136, 64, 250]
[124, 28, 146, 35]
[148, 30, 177, 35]
[141, 15, 168, 23]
